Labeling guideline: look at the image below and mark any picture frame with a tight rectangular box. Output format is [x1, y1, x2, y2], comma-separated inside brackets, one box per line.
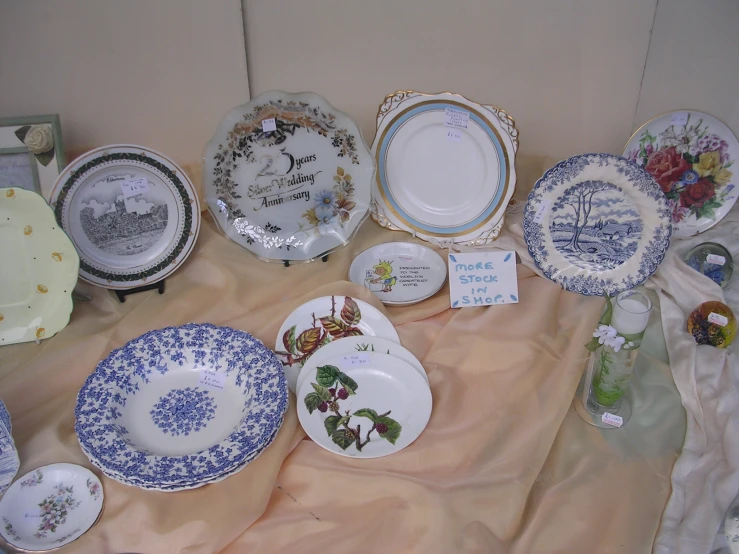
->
[0, 114, 65, 199]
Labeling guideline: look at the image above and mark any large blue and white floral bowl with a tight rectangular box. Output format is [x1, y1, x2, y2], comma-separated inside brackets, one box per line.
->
[75, 323, 288, 490]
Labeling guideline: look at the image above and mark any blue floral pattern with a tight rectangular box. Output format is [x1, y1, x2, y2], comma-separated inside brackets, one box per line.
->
[150, 388, 216, 437]
[523, 153, 671, 296]
[75, 323, 288, 488]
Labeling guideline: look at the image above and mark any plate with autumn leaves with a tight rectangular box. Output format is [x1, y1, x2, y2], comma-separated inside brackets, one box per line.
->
[275, 296, 399, 393]
[624, 110, 739, 237]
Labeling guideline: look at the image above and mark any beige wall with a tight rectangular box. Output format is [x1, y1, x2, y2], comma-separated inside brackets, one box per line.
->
[2, 0, 737, 196]
[633, 0, 739, 135]
[243, 0, 739, 192]
[0, 0, 250, 191]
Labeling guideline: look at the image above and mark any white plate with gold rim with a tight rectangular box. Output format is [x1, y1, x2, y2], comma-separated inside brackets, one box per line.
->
[49, 145, 200, 289]
[296, 335, 427, 394]
[349, 242, 447, 305]
[0, 463, 103, 552]
[370, 91, 518, 246]
[297, 353, 432, 459]
[0, 188, 78, 346]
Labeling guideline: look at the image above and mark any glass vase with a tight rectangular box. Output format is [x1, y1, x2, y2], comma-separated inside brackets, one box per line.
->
[590, 344, 638, 408]
[575, 289, 652, 428]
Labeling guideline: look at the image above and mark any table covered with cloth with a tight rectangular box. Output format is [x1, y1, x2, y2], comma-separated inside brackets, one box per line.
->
[5, 194, 726, 554]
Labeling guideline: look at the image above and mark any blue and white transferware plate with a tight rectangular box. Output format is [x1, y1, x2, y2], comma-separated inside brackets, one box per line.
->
[523, 153, 671, 296]
[97, 426, 280, 491]
[75, 323, 288, 490]
[0, 399, 11, 434]
[370, 91, 518, 246]
[0, 415, 19, 497]
[0, 463, 103, 552]
[203, 90, 375, 263]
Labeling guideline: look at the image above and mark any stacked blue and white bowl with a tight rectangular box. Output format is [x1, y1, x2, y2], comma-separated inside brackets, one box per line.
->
[0, 399, 19, 496]
[75, 324, 288, 491]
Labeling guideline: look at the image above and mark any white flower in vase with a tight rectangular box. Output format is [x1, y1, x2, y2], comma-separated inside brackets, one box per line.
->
[593, 325, 626, 351]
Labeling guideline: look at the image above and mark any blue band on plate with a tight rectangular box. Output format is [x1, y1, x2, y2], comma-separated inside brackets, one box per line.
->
[378, 102, 506, 234]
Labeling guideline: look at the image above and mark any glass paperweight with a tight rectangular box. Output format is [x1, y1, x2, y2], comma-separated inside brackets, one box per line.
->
[687, 301, 736, 348]
[685, 242, 733, 288]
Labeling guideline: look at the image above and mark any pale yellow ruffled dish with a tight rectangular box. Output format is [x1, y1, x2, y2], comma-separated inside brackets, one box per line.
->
[0, 187, 79, 346]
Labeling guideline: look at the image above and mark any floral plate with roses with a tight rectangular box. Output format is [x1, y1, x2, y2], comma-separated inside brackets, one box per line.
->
[624, 110, 738, 237]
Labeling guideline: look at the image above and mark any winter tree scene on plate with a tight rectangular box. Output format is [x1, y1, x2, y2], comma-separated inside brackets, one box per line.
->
[548, 180, 642, 271]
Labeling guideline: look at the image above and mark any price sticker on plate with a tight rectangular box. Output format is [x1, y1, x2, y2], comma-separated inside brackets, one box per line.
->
[671, 113, 689, 126]
[533, 199, 551, 224]
[706, 254, 726, 266]
[340, 353, 370, 367]
[445, 107, 469, 129]
[120, 177, 150, 199]
[198, 369, 226, 391]
[261, 118, 277, 132]
[446, 129, 463, 143]
[601, 412, 623, 427]
[708, 312, 728, 327]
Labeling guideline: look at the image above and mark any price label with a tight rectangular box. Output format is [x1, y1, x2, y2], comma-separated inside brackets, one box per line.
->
[533, 199, 551, 224]
[262, 118, 277, 132]
[339, 353, 370, 367]
[446, 129, 463, 142]
[120, 177, 150, 198]
[706, 254, 726, 266]
[671, 113, 688, 126]
[601, 412, 623, 427]
[198, 369, 226, 391]
[445, 108, 469, 129]
[708, 312, 728, 327]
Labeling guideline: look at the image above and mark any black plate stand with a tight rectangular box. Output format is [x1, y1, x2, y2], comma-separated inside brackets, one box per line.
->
[113, 280, 165, 303]
[283, 254, 329, 267]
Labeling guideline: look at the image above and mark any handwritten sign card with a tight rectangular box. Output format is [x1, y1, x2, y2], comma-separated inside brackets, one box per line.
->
[449, 251, 519, 308]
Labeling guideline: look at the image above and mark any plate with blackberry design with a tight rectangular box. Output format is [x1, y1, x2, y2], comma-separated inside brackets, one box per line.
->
[49, 144, 200, 289]
[275, 295, 399, 393]
[0, 463, 103, 552]
[203, 90, 375, 263]
[624, 110, 739, 237]
[523, 153, 671, 296]
[296, 336, 427, 395]
[297, 353, 432, 458]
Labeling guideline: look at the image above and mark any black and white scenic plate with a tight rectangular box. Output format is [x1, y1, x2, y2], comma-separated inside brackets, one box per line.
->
[50, 145, 200, 289]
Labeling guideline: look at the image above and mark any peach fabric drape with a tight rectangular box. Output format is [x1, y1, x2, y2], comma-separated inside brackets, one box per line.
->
[0, 210, 685, 553]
